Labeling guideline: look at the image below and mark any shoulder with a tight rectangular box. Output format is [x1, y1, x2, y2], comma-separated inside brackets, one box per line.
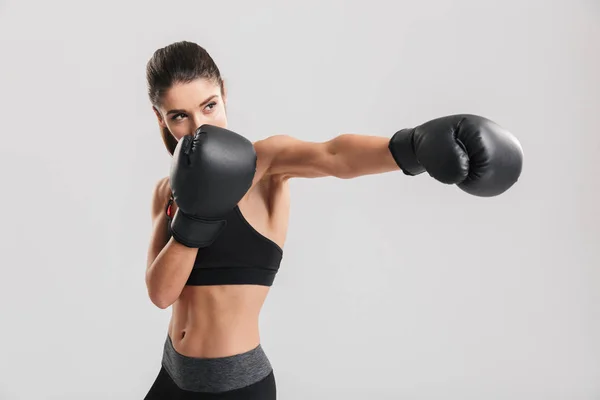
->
[253, 135, 298, 157]
[252, 134, 333, 180]
[253, 134, 324, 169]
[150, 177, 171, 218]
[152, 176, 171, 198]
[250, 135, 296, 182]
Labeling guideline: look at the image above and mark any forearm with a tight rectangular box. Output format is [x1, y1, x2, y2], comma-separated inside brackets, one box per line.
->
[329, 134, 400, 178]
[145, 239, 198, 309]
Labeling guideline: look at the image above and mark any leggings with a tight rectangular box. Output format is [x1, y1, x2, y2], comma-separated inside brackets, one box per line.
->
[145, 335, 276, 399]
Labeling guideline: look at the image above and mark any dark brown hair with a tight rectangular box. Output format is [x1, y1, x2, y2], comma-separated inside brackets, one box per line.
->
[146, 41, 224, 155]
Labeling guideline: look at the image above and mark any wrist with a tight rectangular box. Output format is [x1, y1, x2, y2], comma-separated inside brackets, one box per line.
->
[388, 128, 425, 176]
[170, 209, 227, 248]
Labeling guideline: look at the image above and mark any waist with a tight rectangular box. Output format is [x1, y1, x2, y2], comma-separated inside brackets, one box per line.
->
[170, 285, 268, 357]
[169, 323, 261, 358]
[161, 334, 272, 393]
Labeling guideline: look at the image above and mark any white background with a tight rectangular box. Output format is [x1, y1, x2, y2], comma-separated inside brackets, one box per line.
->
[0, 0, 598, 398]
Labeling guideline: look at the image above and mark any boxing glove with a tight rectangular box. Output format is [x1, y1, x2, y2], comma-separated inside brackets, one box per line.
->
[169, 125, 257, 247]
[388, 114, 523, 197]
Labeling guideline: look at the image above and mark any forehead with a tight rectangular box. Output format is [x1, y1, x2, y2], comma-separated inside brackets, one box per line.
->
[161, 78, 221, 109]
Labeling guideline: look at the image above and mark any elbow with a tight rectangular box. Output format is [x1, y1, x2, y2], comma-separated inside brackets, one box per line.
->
[147, 288, 175, 309]
[150, 293, 173, 309]
[332, 162, 357, 179]
[327, 138, 357, 179]
[335, 169, 357, 179]
[145, 274, 176, 309]
[328, 157, 354, 180]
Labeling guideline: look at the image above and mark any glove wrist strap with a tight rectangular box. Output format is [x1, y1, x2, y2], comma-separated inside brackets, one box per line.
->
[170, 209, 227, 248]
[388, 128, 425, 176]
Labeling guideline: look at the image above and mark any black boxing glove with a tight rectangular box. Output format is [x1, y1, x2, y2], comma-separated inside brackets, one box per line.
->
[169, 125, 256, 247]
[388, 114, 523, 197]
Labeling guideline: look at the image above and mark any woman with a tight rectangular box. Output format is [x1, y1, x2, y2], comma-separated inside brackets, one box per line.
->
[143, 41, 522, 399]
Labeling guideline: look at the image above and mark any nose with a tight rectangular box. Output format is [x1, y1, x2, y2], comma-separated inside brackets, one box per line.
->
[191, 115, 208, 133]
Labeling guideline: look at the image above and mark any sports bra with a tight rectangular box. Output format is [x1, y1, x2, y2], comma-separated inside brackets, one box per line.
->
[165, 196, 283, 287]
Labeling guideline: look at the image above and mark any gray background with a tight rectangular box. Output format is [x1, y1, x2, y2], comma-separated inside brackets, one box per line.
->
[0, 0, 598, 399]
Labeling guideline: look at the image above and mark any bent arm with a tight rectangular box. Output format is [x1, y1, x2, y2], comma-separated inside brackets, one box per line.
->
[145, 178, 198, 309]
[255, 134, 400, 180]
[146, 239, 197, 309]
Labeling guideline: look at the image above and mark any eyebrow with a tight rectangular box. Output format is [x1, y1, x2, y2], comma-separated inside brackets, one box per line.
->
[166, 95, 218, 115]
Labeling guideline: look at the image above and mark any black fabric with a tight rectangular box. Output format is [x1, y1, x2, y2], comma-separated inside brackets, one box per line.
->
[144, 367, 276, 400]
[166, 197, 283, 287]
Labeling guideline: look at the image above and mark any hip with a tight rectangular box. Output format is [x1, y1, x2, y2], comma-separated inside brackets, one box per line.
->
[144, 334, 275, 398]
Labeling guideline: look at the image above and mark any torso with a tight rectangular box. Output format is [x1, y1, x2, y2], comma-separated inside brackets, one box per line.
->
[164, 174, 291, 358]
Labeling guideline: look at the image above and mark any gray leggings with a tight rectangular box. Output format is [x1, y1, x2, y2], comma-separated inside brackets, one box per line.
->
[145, 335, 276, 399]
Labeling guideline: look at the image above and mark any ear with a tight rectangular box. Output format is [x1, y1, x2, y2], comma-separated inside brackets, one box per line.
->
[152, 106, 167, 128]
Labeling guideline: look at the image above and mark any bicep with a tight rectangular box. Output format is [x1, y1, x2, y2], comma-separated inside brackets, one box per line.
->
[255, 135, 337, 180]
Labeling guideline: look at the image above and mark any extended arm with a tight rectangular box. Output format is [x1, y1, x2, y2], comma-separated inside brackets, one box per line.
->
[256, 114, 523, 197]
[255, 134, 400, 180]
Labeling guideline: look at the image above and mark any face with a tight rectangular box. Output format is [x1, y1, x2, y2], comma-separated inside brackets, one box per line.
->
[153, 78, 227, 141]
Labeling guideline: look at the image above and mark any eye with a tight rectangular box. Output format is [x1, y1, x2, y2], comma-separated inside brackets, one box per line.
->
[205, 101, 217, 111]
[171, 113, 186, 121]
